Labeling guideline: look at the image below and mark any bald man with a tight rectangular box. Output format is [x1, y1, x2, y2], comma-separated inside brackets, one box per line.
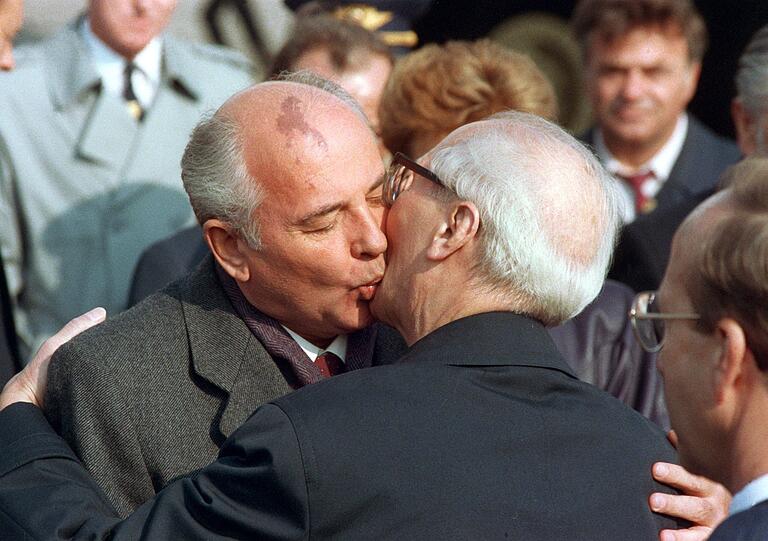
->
[0, 111, 683, 539]
[43, 73, 405, 516]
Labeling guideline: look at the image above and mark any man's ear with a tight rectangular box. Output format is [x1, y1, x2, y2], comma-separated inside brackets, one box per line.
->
[713, 318, 749, 404]
[731, 98, 755, 156]
[426, 201, 480, 261]
[203, 219, 251, 282]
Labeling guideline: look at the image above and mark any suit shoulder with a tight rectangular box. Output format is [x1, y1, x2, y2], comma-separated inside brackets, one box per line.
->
[52, 286, 185, 371]
[179, 40, 253, 73]
[688, 116, 741, 161]
[0, 46, 47, 99]
[709, 501, 768, 540]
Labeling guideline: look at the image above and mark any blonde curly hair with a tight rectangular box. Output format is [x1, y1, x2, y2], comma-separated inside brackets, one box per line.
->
[379, 40, 558, 156]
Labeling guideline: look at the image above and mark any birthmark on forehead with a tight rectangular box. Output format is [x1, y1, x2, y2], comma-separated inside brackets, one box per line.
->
[276, 96, 328, 152]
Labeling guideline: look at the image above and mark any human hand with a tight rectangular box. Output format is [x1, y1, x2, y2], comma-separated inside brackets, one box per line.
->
[650, 461, 731, 541]
[0, 307, 106, 411]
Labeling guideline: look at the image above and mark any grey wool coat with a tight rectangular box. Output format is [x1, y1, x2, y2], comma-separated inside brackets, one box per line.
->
[44, 256, 407, 517]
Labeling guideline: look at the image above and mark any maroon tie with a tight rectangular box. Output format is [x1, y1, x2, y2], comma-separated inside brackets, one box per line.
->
[315, 351, 346, 378]
[619, 171, 656, 214]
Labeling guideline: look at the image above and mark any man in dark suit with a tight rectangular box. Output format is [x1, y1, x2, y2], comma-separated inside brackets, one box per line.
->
[572, 0, 740, 292]
[42, 72, 406, 517]
[0, 111, 686, 539]
[630, 157, 768, 540]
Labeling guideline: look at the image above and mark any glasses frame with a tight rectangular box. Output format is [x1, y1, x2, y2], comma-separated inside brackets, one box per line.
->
[629, 290, 700, 353]
[383, 152, 445, 207]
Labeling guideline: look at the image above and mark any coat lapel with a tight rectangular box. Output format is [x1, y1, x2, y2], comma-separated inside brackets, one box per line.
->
[45, 22, 139, 173]
[181, 257, 292, 438]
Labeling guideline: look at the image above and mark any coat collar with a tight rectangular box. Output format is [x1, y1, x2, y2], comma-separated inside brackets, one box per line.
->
[46, 20, 101, 110]
[46, 16, 201, 111]
[400, 312, 577, 379]
[180, 255, 292, 437]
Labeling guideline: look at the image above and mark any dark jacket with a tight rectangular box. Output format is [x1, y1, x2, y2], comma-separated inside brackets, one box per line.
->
[44, 255, 406, 516]
[709, 500, 768, 541]
[2, 312, 683, 539]
[591, 116, 741, 292]
[130, 230, 667, 427]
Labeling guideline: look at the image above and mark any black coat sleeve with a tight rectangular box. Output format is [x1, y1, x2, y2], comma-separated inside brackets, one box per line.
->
[0, 402, 309, 540]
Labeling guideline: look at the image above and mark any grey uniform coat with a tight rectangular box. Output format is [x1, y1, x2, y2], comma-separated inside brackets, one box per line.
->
[0, 20, 253, 357]
[44, 256, 407, 517]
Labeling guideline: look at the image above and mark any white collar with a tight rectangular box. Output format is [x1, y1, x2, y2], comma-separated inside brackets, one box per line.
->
[731, 473, 768, 516]
[281, 325, 348, 363]
[81, 17, 162, 105]
[594, 113, 689, 181]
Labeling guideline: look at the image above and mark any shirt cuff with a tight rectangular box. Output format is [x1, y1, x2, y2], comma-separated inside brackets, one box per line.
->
[0, 402, 79, 476]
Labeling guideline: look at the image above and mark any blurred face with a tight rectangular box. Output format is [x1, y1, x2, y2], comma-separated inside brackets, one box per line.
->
[88, 0, 177, 59]
[0, 0, 23, 71]
[656, 220, 724, 479]
[292, 48, 392, 155]
[236, 95, 387, 347]
[585, 25, 699, 157]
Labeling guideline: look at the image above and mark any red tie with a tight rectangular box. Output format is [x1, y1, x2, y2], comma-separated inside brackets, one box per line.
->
[619, 171, 656, 214]
[315, 351, 346, 378]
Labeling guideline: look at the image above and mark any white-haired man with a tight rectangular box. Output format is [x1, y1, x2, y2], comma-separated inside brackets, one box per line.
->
[0, 112, 685, 539]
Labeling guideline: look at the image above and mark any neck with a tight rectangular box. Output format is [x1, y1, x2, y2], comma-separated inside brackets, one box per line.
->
[602, 122, 679, 169]
[395, 274, 512, 346]
[722, 388, 768, 495]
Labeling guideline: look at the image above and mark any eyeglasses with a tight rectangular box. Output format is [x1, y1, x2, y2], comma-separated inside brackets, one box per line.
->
[629, 291, 700, 353]
[382, 152, 445, 207]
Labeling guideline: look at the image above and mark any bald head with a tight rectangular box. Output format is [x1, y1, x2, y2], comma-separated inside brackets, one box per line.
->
[425, 111, 621, 325]
[181, 73, 377, 247]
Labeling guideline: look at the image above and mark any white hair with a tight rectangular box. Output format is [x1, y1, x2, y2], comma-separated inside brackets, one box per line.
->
[736, 24, 768, 154]
[180, 71, 368, 248]
[429, 111, 622, 325]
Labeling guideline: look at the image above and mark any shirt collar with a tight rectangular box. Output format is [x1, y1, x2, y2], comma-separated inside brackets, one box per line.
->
[282, 326, 348, 363]
[594, 114, 689, 181]
[731, 473, 768, 516]
[81, 17, 162, 94]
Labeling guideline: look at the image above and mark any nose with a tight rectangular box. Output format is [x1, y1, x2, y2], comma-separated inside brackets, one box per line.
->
[0, 42, 15, 71]
[351, 205, 387, 260]
[620, 69, 646, 101]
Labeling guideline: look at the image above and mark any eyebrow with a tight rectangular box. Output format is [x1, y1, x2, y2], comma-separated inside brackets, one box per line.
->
[295, 174, 386, 226]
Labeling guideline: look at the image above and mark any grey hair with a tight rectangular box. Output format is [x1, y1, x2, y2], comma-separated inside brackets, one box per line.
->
[736, 25, 768, 154]
[429, 111, 622, 325]
[180, 71, 369, 248]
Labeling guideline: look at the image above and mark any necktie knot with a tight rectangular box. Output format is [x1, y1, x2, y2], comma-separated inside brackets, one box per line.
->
[619, 170, 656, 214]
[315, 351, 346, 378]
[123, 63, 144, 121]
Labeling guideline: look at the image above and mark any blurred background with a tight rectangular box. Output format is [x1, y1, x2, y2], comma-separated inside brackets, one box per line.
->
[19, 0, 768, 138]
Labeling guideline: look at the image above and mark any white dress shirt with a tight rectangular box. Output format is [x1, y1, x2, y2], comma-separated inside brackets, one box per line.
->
[730, 473, 768, 516]
[282, 325, 348, 364]
[595, 114, 689, 223]
[81, 18, 162, 110]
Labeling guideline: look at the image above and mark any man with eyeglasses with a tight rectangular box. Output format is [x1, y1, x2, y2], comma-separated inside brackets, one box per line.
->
[629, 157, 768, 539]
[0, 111, 686, 539]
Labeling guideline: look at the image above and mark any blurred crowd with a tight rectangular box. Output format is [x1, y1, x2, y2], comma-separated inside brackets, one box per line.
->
[0, 0, 767, 539]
